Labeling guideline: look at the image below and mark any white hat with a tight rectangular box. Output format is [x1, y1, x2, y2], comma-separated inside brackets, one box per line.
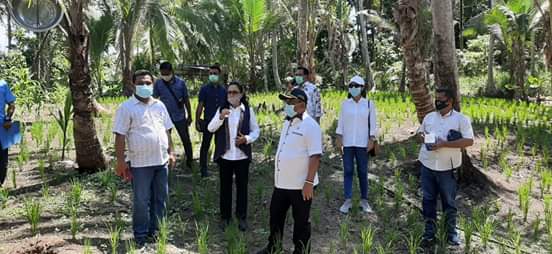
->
[349, 75, 365, 86]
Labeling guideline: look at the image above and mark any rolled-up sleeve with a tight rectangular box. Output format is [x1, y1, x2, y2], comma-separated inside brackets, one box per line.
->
[245, 108, 260, 144]
[4, 84, 16, 103]
[335, 102, 344, 135]
[369, 101, 378, 137]
[306, 122, 323, 156]
[112, 106, 130, 135]
[460, 116, 474, 139]
[208, 108, 224, 133]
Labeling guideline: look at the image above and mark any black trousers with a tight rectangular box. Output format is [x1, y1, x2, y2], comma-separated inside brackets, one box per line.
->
[0, 140, 7, 186]
[267, 188, 312, 254]
[199, 131, 214, 173]
[172, 119, 194, 164]
[218, 159, 250, 221]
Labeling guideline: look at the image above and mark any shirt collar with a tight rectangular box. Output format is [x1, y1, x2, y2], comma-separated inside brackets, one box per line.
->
[348, 97, 367, 103]
[131, 95, 157, 105]
[230, 103, 246, 112]
[439, 109, 454, 118]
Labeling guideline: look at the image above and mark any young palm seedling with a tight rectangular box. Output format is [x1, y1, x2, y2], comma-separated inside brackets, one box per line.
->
[23, 198, 41, 235]
[0, 187, 8, 208]
[479, 217, 495, 249]
[339, 219, 350, 249]
[157, 217, 170, 254]
[518, 180, 532, 222]
[109, 182, 117, 204]
[83, 239, 92, 254]
[196, 222, 209, 254]
[533, 213, 541, 240]
[70, 204, 79, 240]
[108, 223, 121, 254]
[360, 226, 375, 254]
[459, 215, 475, 252]
[126, 240, 136, 254]
[11, 169, 16, 189]
[225, 221, 247, 254]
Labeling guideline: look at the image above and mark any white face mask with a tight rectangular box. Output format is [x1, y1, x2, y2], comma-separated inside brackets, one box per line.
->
[161, 74, 173, 82]
[228, 95, 242, 106]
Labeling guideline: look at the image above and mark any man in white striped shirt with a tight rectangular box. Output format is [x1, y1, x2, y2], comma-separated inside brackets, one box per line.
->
[112, 70, 176, 247]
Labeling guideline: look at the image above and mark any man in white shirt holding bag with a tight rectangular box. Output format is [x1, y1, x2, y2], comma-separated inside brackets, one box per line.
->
[417, 88, 474, 247]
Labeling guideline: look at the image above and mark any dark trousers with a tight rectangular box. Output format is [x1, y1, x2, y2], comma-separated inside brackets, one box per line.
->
[199, 131, 214, 173]
[421, 165, 458, 240]
[0, 141, 7, 186]
[218, 159, 250, 221]
[131, 164, 169, 243]
[267, 188, 312, 254]
[173, 119, 194, 164]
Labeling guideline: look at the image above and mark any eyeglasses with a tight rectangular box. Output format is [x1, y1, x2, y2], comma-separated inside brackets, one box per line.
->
[228, 91, 240, 95]
[348, 83, 363, 88]
[209, 72, 219, 75]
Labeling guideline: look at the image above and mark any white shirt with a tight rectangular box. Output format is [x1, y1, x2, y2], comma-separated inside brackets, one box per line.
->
[336, 98, 378, 147]
[275, 113, 323, 190]
[112, 96, 174, 168]
[295, 81, 323, 118]
[417, 110, 474, 171]
[207, 104, 261, 161]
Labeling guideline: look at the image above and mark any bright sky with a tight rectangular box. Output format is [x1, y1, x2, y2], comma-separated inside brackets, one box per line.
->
[0, 15, 8, 53]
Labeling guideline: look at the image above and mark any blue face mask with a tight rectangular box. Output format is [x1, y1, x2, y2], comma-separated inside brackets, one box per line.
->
[295, 76, 304, 85]
[284, 104, 296, 118]
[209, 75, 219, 84]
[136, 84, 153, 98]
[349, 87, 362, 97]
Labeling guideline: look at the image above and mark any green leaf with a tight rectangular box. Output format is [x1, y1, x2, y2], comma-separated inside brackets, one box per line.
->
[242, 0, 266, 34]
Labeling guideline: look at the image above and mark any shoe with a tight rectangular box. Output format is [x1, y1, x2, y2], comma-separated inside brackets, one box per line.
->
[146, 232, 157, 243]
[448, 234, 461, 246]
[135, 238, 146, 249]
[201, 170, 210, 178]
[339, 199, 352, 214]
[421, 237, 435, 248]
[360, 199, 373, 213]
[238, 218, 248, 232]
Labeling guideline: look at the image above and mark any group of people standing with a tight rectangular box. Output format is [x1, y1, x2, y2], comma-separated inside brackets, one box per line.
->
[110, 62, 474, 252]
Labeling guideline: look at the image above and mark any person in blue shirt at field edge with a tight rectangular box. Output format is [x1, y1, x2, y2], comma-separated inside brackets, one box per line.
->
[195, 64, 227, 177]
[0, 80, 15, 187]
[153, 62, 194, 169]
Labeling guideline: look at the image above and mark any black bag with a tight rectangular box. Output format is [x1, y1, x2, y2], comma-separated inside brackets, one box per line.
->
[447, 129, 463, 141]
[163, 81, 184, 109]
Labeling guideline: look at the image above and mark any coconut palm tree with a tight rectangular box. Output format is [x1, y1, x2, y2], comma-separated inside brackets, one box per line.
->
[395, 0, 435, 123]
[485, 0, 545, 100]
[89, 12, 115, 96]
[62, 0, 107, 171]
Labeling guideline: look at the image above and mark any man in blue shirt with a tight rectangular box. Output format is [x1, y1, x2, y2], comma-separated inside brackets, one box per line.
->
[153, 62, 194, 169]
[195, 64, 226, 177]
[0, 80, 16, 187]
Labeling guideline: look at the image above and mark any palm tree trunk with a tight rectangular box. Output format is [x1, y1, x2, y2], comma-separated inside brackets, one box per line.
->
[399, 56, 407, 93]
[395, 0, 435, 123]
[7, 7, 12, 50]
[65, 0, 107, 172]
[486, 0, 495, 94]
[431, 0, 461, 111]
[297, 0, 308, 67]
[272, 31, 282, 90]
[356, 0, 375, 89]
